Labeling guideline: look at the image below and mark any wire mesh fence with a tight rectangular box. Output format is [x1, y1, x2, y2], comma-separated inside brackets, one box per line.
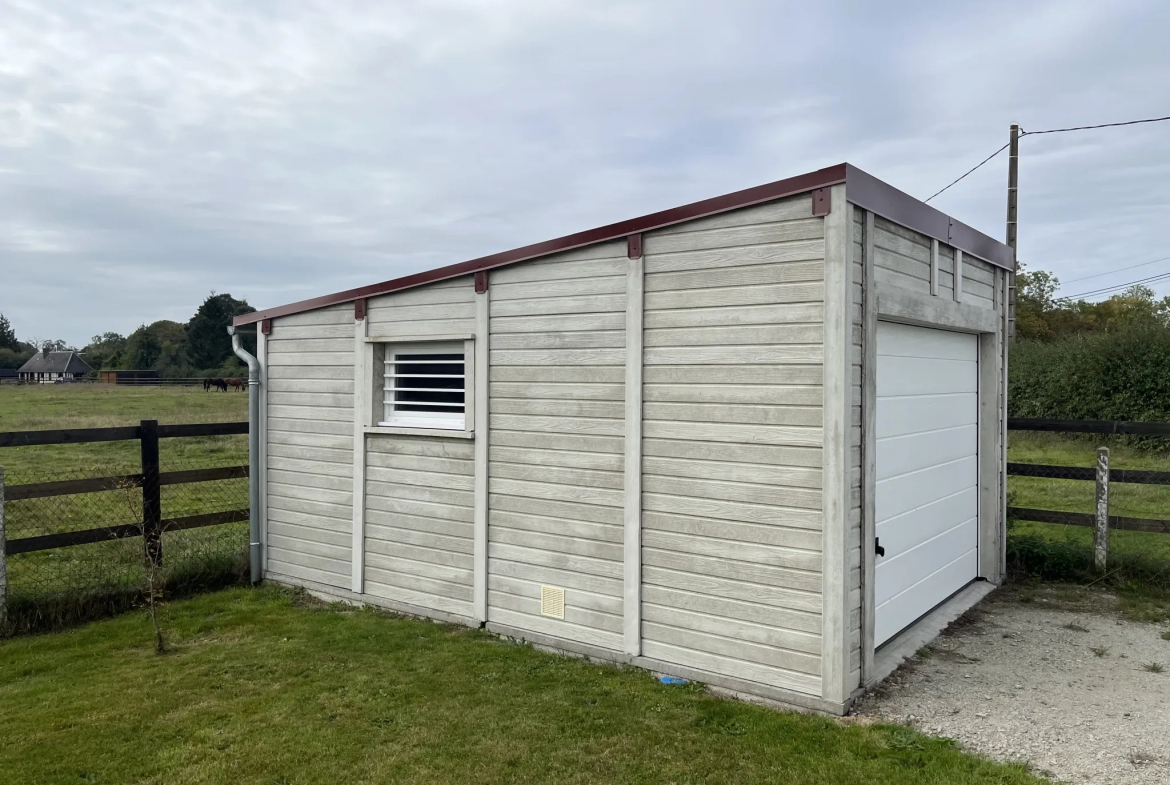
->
[1, 423, 250, 634]
[1007, 428, 1170, 589]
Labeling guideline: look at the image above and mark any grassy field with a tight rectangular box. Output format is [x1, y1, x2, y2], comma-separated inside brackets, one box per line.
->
[0, 384, 251, 632]
[0, 587, 1049, 785]
[1008, 433, 1170, 591]
[0, 383, 248, 477]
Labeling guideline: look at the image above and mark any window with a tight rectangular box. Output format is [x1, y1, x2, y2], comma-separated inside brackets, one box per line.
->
[380, 342, 467, 430]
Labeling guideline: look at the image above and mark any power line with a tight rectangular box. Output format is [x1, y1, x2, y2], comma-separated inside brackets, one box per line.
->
[1061, 253, 1170, 285]
[923, 113, 1170, 203]
[1061, 269, 1170, 300]
[1062, 271, 1170, 299]
[924, 142, 1011, 203]
[1020, 115, 1170, 136]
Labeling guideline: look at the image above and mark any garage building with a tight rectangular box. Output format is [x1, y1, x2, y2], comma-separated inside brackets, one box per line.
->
[232, 163, 1012, 715]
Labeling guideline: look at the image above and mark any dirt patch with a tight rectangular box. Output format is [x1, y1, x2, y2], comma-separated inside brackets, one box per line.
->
[856, 586, 1170, 784]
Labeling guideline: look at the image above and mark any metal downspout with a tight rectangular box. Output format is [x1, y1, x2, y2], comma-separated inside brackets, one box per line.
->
[228, 325, 262, 584]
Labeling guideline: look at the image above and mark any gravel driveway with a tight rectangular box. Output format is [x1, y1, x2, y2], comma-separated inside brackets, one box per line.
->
[855, 586, 1170, 784]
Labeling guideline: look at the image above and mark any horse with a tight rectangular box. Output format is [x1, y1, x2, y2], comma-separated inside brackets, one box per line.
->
[204, 377, 228, 392]
[224, 377, 245, 392]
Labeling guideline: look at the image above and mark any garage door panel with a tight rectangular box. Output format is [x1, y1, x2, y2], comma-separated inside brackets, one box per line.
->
[877, 393, 977, 440]
[878, 321, 978, 360]
[875, 321, 979, 647]
[875, 519, 976, 605]
[876, 424, 978, 480]
[875, 486, 978, 561]
[876, 356, 978, 397]
[876, 454, 977, 520]
[874, 548, 978, 646]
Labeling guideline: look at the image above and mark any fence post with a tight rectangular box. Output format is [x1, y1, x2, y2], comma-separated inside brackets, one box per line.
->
[140, 420, 162, 567]
[0, 466, 6, 632]
[1094, 447, 1110, 572]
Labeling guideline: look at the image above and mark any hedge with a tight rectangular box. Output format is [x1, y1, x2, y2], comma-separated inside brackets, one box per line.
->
[1010, 327, 1170, 427]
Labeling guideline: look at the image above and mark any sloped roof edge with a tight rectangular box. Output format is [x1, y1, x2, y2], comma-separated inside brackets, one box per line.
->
[235, 163, 1013, 326]
[18, 351, 94, 375]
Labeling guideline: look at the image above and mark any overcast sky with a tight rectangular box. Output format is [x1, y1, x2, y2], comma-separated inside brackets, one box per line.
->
[2, 0, 1168, 347]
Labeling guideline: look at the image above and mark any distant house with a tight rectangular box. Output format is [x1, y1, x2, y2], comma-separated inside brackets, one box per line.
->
[99, 369, 159, 385]
[18, 348, 93, 383]
[0, 369, 17, 383]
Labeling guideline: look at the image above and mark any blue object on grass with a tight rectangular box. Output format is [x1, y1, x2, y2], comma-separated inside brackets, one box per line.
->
[659, 676, 689, 685]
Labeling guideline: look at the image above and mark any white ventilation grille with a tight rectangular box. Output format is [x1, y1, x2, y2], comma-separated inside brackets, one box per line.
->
[380, 342, 466, 430]
[540, 585, 565, 619]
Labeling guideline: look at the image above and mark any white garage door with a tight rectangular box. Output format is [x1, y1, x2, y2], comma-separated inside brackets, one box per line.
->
[875, 322, 979, 647]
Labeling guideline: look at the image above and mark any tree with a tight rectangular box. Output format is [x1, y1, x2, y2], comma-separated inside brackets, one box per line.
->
[1013, 264, 1170, 342]
[0, 347, 30, 369]
[83, 332, 128, 370]
[1015, 264, 1061, 341]
[124, 326, 162, 369]
[186, 293, 255, 370]
[0, 314, 19, 352]
[25, 338, 74, 353]
[148, 320, 186, 347]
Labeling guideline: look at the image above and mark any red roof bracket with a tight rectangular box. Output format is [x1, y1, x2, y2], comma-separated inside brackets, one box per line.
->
[811, 187, 831, 217]
[474, 270, 489, 293]
[354, 298, 366, 320]
[627, 233, 643, 259]
[260, 319, 271, 335]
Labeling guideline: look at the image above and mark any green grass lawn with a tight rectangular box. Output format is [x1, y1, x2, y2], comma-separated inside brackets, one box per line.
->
[0, 587, 1048, 785]
[0, 385, 251, 632]
[1008, 433, 1170, 592]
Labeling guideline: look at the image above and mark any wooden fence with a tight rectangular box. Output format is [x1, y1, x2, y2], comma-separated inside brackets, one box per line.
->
[1007, 418, 1170, 568]
[0, 420, 249, 560]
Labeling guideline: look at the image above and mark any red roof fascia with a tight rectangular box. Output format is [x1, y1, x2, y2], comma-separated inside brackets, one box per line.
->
[234, 164, 848, 326]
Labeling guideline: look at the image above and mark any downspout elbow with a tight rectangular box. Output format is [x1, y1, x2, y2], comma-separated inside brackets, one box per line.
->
[228, 326, 260, 379]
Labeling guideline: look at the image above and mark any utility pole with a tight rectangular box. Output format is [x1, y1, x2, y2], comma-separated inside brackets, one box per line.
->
[1006, 123, 1020, 339]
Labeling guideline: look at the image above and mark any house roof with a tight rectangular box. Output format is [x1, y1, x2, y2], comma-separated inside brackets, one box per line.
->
[18, 351, 94, 375]
[235, 163, 1014, 327]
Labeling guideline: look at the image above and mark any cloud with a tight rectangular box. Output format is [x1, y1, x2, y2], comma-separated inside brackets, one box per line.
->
[1, 0, 1168, 344]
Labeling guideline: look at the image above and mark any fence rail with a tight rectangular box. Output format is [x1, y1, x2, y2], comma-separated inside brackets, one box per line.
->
[4, 377, 227, 387]
[0, 420, 248, 448]
[1008, 417, 1170, 436]
[1006, 507, 1170, 535]
[7, 466, 249, 501]
[6, 509, 251, 555]
[1007, 462, 1170, 486]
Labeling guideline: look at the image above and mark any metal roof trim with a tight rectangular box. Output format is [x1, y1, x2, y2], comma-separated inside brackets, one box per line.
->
[235, 162, 1013, 326]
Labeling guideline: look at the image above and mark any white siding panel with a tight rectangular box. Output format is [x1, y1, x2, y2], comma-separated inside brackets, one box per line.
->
[640, 193, 824, 696]
[363, 436, 475, 618]
[366, 276, 475, 339]
[962, 255, 997, 310]
[266, 302, 355, 588]
[487, 242, 627, 651]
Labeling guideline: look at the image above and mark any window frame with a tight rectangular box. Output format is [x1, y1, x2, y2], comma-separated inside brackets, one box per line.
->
[377, 340, 471, 433]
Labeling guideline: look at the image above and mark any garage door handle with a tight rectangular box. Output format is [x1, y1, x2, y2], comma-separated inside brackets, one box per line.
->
[875, 538, 885, 558]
